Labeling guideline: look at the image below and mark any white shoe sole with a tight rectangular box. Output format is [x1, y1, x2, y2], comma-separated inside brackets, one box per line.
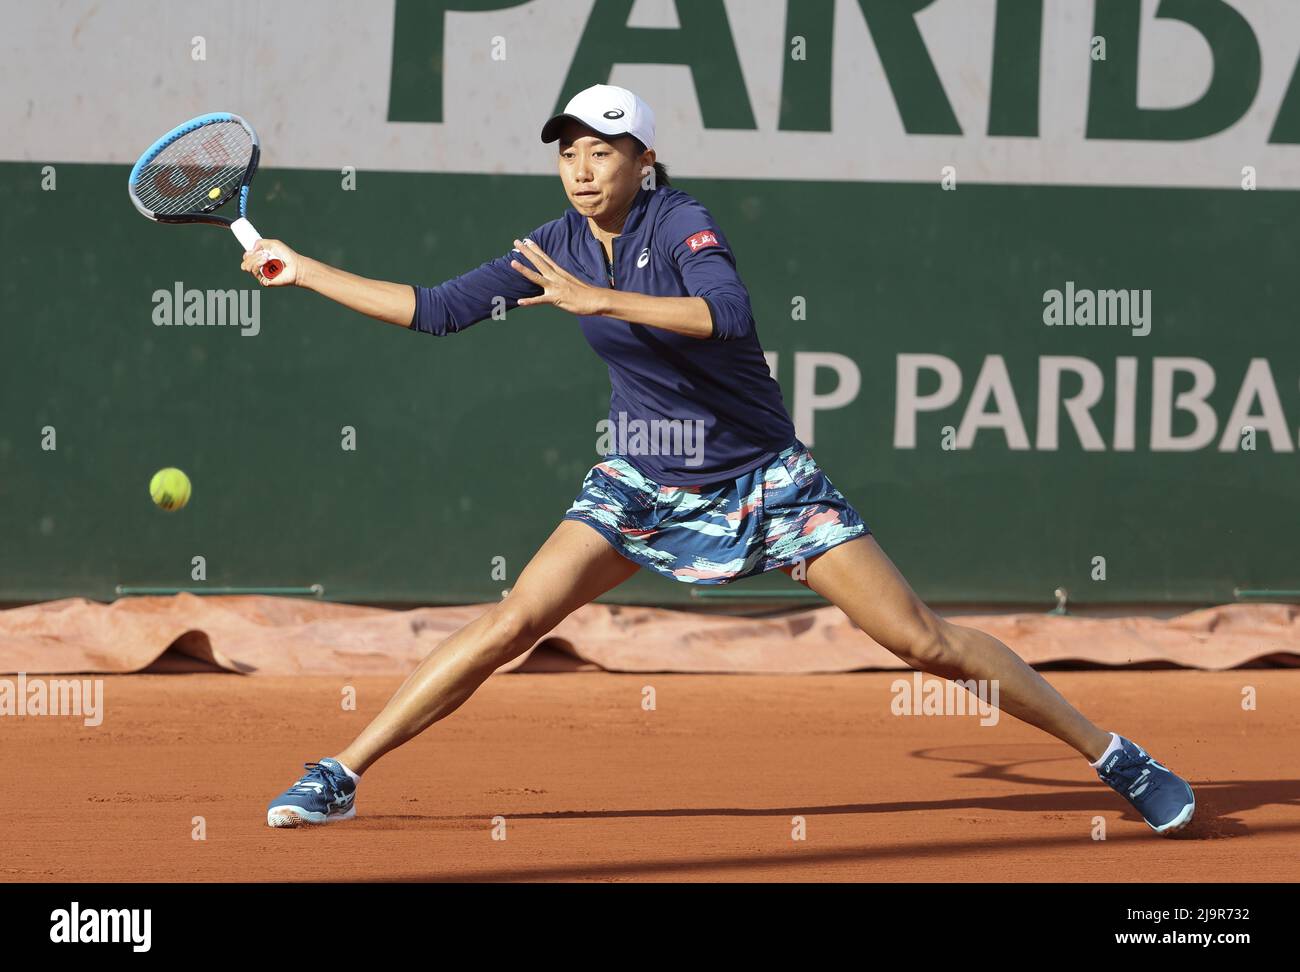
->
[267, 804, 356, 828]
[1149, 795, 1195, 835]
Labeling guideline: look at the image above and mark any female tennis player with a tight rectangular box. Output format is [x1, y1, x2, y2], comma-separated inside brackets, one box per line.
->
[248, 84, 1195, 836]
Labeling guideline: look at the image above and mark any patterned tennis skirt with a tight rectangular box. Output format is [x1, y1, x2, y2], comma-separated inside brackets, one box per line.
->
[562, 439, 869, 584]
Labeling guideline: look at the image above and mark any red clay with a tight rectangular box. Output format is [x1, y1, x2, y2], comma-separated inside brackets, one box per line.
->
[2, 671, 1297, 882]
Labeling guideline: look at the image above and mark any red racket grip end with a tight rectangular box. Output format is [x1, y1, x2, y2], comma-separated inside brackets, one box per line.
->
[262, 258, 285, 279]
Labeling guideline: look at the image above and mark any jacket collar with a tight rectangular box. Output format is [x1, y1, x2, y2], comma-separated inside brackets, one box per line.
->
[619, 184, 656, 236]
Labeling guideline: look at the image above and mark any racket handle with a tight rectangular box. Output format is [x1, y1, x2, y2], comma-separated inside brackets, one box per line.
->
[230, 217, 283, 279]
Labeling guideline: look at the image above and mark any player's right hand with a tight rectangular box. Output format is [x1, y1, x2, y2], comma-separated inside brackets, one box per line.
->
[241, 238, 300, 287]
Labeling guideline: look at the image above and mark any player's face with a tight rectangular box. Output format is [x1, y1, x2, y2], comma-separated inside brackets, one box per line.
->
[557, 121, 653, 221]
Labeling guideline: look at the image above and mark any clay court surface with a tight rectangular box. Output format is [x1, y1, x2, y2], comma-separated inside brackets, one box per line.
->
[3, 670, 1297, 882]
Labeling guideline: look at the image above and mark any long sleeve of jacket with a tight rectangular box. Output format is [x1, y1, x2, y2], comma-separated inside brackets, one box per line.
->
[657, 198, 755, 341]
[410, 227, 550, 335]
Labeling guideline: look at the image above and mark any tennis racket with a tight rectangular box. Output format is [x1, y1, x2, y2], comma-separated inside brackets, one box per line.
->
[128, 112, 283, 279]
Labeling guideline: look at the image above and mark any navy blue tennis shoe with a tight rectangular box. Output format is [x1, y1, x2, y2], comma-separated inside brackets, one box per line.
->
[267, 758, 357, 828]
[1096, 736, 1195, 835]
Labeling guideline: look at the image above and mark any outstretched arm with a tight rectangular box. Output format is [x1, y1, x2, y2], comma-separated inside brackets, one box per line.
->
[240, 240, 416, 327]
[241, 237, 550, 335]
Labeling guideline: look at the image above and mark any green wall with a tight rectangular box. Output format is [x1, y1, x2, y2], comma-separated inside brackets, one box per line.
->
[1, 162, 1294, 605]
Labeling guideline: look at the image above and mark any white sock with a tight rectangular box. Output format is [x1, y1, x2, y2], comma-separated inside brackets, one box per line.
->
[1088, 732, 1122, 769]
[329, 758, 362, 784]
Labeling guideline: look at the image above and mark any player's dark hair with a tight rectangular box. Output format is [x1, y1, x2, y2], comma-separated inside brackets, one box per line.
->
[631, 137, 670, 187]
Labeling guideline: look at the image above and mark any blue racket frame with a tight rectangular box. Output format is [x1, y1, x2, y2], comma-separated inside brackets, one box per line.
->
[127, 111, 264, 226]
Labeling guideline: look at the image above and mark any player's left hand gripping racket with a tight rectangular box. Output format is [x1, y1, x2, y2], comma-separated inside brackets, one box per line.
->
[128, 112, 283, 278]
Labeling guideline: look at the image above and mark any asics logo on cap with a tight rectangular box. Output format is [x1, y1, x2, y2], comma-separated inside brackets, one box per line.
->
[604, 109, 625, 119]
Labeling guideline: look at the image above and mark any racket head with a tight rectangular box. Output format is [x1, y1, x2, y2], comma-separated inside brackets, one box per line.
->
[128, 112, 263, 227]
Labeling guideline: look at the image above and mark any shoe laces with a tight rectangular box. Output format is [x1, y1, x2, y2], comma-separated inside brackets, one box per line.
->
[1105, 748, 1164, 795]
[289, 761, 345, 798]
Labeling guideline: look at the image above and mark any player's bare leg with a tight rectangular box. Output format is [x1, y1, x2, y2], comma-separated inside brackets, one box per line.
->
[787, 536, 1113, 760]
[334, 520, 638, 774]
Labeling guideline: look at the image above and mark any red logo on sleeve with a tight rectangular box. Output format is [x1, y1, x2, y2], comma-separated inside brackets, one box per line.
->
[684, 230, 721, 252]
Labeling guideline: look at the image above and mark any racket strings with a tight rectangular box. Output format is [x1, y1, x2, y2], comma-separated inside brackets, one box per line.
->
[132, 121, 253, 216]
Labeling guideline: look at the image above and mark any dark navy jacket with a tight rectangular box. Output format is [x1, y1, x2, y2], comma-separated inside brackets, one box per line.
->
[411, 184, 795, 485]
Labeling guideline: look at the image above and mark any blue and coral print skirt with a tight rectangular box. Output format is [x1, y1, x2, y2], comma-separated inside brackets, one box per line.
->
[562, 439, 869, 584]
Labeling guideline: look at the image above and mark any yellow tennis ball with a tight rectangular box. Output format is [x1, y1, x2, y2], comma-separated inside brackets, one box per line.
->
[208, 186, 221, 200]
[149, 467, 191, 512]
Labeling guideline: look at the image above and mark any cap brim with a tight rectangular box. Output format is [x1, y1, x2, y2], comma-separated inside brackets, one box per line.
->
[540, 113, 627, 144]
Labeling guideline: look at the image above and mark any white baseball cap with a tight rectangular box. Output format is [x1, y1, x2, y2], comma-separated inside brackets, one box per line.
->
[540, 84, 655, 150]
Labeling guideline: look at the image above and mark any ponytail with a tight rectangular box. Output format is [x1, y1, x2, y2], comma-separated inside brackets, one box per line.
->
[631, 137, 670, 187]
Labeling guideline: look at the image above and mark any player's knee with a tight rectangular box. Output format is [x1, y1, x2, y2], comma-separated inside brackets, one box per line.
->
[483, 602, 547, 658]
[893, 618, 956, 672]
